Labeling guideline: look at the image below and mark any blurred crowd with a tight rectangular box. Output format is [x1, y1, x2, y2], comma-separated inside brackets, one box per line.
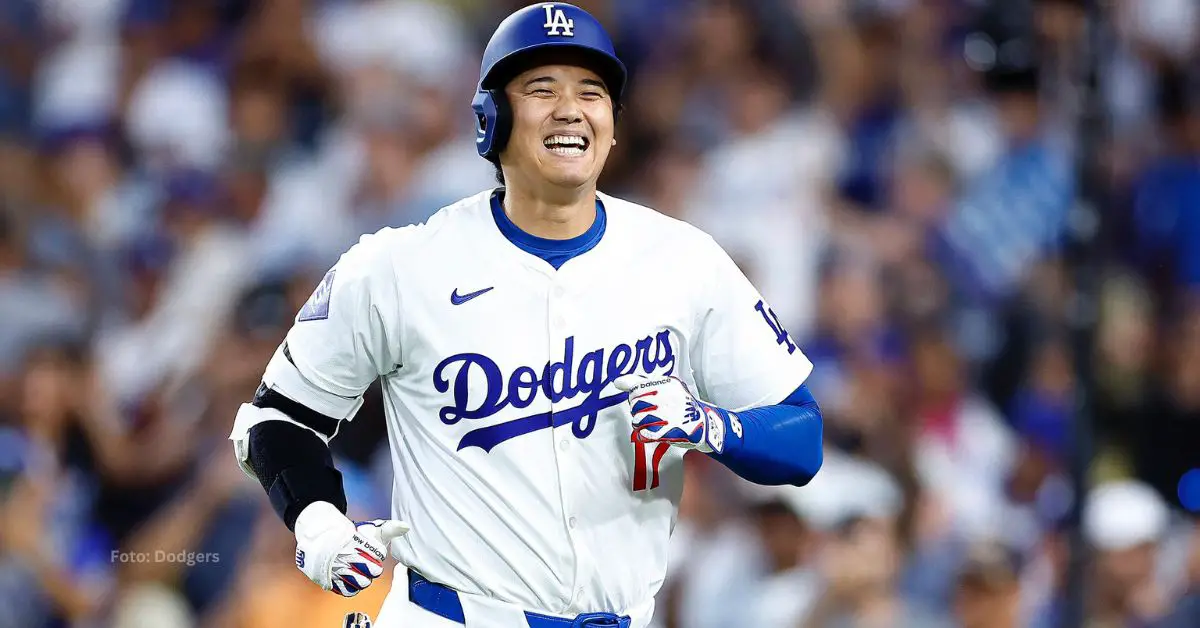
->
[2, 0, 1200, 627]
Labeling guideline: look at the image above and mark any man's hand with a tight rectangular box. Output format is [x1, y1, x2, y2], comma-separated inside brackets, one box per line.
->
[614, 375, 739, 454]
[294, 501, 410, 597]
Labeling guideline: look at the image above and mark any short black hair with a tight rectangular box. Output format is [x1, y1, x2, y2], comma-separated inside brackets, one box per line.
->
[493, 159, 505, 185]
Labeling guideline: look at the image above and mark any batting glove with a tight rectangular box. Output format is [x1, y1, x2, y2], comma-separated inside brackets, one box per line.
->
[343, 612, 372, 628]
[293, 501, 410, 597]
[614, 374, 740, 454]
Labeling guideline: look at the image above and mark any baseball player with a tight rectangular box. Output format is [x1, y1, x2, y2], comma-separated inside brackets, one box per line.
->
[228, 4, 824, 627]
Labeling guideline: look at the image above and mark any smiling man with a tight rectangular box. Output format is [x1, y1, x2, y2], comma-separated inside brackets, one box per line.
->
[227, 4, 824, 627]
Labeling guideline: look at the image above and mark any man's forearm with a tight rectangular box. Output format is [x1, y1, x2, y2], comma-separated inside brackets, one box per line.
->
[26, 553, 99, 622]
[247, 420, 348, 530]
[707, 384, 824, 486]
[120, 475, 227, 583]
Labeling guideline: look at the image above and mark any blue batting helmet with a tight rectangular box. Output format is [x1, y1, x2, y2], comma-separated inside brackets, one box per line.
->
[471, 2, 627, 161]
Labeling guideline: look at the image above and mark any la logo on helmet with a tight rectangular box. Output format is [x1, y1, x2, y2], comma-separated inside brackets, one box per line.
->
[543, 4, 574, 37]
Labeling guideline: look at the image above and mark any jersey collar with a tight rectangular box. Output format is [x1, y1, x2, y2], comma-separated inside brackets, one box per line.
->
[488, 188, 607, 271]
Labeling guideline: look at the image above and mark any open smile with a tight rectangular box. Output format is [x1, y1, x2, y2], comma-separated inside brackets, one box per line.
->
[543, 133, 590, 157]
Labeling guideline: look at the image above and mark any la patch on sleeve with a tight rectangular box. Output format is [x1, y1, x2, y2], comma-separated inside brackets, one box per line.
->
[298, 269, 336, 321]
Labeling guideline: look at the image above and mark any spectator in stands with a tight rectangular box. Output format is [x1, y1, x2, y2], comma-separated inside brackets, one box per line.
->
[1083, 480, 1173, 626]
[953, 542, 1024, 628]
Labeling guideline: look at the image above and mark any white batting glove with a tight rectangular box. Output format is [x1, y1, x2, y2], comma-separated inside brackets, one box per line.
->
[614, 374, 741, 454]
[293, 501, 410, 597]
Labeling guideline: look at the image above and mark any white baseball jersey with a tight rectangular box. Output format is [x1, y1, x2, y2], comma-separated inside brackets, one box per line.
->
[259, 189, 813, 625]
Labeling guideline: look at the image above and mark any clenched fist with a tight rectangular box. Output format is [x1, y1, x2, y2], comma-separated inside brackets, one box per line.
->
[614, 374, 742, 454]
[293, 501, 410, 597]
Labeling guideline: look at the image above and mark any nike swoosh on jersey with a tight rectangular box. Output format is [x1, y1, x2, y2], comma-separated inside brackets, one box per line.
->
[450, 286, 494, 305]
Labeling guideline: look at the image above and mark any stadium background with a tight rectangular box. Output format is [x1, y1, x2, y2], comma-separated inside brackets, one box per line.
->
[2, 0, 1200, 626]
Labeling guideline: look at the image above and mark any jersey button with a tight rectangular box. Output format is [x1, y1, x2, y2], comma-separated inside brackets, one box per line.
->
[554, 286, 566, 298]
[559, 439, 569, 451]
[568, 517, 577, 529]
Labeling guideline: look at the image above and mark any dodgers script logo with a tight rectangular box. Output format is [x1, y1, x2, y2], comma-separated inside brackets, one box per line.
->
[434, 330, 676, 452]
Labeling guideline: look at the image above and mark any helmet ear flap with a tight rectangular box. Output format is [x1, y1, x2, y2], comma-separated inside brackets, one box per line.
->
[472, 88, 514, 160]
[489, 89, 513, 159]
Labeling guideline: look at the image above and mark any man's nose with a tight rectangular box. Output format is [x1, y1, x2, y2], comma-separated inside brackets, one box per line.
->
[552, 97, 584, 124]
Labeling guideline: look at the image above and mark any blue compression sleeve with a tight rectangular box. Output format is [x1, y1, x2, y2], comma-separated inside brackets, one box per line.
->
[706, 384, 823, 486]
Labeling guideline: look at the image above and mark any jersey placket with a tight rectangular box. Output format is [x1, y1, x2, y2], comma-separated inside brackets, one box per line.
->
[545, 276, 593, 613]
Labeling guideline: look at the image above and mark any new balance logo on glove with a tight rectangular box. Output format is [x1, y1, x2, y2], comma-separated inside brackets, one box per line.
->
[614, 374, 738, 455]
[293, 502, 410, 598]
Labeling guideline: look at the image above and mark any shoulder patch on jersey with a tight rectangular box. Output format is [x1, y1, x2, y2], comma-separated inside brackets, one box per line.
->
[298, 269, 336, 322]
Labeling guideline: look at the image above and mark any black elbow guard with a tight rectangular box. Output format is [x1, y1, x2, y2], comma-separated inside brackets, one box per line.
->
[253, 382, 341, 439]
[248, 420, 348, 531]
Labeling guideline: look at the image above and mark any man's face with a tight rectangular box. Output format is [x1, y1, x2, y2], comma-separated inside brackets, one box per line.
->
[501, 63, 615, 190]
[754, 507, 808, 569]
[1096, 544, 1157, 593]
[955, 577, 1020, 628]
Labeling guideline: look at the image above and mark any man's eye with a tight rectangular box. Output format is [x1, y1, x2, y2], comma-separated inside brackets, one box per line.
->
[532, 89, 554, 96]
[581, 91, 603, 99]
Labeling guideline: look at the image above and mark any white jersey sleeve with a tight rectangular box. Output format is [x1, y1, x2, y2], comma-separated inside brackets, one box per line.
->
[690, 234, 813, 411]
[261, 230, 403, 422]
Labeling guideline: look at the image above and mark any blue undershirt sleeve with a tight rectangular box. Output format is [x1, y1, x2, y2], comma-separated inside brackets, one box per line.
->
[705, 383, 824, 486]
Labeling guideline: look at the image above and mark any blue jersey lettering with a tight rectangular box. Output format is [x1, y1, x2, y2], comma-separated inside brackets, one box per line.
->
[433, 330, 677, 451]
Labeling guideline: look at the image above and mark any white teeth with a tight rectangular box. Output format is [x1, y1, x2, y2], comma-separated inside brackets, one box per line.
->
[544, 135, 587, 149]
[549, 145, 584, 156]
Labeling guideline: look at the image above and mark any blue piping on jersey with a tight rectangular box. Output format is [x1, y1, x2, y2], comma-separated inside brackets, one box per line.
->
[707, 383, 824, 486]
[490, 190, 606, 270]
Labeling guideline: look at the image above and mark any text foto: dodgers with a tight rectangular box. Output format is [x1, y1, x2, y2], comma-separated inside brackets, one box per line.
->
[111, 550, 221, 566]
